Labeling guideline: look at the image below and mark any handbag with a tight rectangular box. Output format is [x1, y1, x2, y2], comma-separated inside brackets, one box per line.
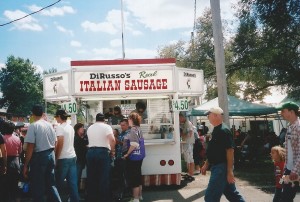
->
[127, 131, 145, 161]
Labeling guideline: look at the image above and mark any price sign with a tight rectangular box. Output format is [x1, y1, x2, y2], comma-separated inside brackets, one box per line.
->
[172, 99, 189, 111]
[61, 101, 77, 114]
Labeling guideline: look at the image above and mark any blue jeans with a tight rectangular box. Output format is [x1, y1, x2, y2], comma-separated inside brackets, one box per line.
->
[29, 149, 61, 202]
[205, 163, 245, 202]
[76, 162, 85, 190]
[281, 169, 299, 202]
[56, 157, 79, 202]
[86, 147, 111, 202]
[273, 188, 282, 202]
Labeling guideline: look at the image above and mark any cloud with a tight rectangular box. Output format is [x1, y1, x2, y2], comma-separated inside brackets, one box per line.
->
[81, 20, 118, 34]
[125, 0, 195, 31]
[125, 48, 157, 59]
[3, 10, 43, 31]
[55, 24, 74, 36]
[34, 64, 44, 74]
[81, 9, 142, 36]
[110, 39, 122, 48]
[124, 0, 238, 31]
[92, 48, 117, 56]
[28, 5, 76, 17]
[70, 40, 82, 47]
[60, 57, 72, 65]
[0, 63, 5, 69]
[76, 49, 88, 54]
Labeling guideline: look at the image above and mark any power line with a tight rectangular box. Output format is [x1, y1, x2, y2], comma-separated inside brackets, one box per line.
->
[0, 0, 61, 27]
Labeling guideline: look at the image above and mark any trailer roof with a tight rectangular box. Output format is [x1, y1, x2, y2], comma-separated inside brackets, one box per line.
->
[71, 58, 176, 66]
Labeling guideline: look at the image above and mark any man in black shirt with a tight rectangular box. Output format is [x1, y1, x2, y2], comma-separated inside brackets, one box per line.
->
[201, 107, 245, 202]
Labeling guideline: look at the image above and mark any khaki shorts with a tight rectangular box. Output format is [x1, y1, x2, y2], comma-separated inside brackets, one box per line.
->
[183, 144, 194, 163]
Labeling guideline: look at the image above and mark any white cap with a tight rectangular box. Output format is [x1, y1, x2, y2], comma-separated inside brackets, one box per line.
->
[205, 107, 224, 115]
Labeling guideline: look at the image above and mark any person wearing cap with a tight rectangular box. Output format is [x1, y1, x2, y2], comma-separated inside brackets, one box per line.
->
[179, 112, 195, 181]
[86, 112, 116, 202]
[23, 104, 62, 202]
[54, 109, 79, 202]
[277, 101, 300, 201]
[201, 107, 245, 202]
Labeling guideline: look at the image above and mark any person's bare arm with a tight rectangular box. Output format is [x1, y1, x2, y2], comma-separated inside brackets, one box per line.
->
[23, 143, 35, 179]
[108, 134, 116, 157]
[55, 136, 64, 160]
[226, 148, 235, 183]
[201, 160, 209, 175]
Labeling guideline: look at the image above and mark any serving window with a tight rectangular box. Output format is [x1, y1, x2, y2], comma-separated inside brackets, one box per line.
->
[102, 98, 174, 140]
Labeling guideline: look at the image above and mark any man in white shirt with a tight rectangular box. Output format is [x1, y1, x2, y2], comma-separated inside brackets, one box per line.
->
[86, 113, 116, 202]
[55, 109, 79, 202]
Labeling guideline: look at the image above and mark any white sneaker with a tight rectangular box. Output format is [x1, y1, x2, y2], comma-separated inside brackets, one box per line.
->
[139, 196, 143, 200]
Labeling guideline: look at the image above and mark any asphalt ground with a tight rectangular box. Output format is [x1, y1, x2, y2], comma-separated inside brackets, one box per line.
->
[18, 171, 300, 202]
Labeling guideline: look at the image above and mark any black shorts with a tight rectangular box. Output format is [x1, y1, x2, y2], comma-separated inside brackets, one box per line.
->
[126, 159, 143, 188]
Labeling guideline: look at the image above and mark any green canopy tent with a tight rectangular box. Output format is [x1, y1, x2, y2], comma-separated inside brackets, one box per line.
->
[189, 95, 278, 116]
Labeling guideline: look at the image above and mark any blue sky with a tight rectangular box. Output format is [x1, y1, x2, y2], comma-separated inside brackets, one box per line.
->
[0, 0, 238, 72]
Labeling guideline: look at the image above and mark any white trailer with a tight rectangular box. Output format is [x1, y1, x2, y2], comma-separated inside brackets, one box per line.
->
[44, 58, 204, 186]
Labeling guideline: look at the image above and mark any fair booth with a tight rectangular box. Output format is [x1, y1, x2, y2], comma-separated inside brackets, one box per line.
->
[43, 58, 204, 186]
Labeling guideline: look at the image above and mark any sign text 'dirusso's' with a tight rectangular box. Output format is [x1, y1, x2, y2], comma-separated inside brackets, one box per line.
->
[79, 79, 168, 92]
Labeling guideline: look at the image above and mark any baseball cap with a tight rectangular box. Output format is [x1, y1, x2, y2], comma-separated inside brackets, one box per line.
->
[204, 107, 224, 115]
[276, 102, 299, 112]
[31, 104, 44, 116]
[54, 109, 71, 117]
[96, 113, 105, 121]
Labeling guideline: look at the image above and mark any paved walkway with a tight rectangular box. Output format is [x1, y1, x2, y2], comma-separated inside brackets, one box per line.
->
[142, 172, 300, 202]
[19, 171, 300, 201]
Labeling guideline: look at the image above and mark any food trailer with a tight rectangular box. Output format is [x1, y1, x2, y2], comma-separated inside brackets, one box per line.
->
[43, 58, 204, 186]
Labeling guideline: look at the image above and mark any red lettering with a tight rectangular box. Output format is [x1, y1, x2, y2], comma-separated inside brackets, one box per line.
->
[114, 80, 121, 90]
[137, 80, 143, 90]
[162, 79, 167, 89]
[125, 80, 130, 90]
[84, 81, 89, 91]
[130, 80, 138, 90]
[89, 81, 96, 91]
[80, 81, 84, 91]
[97, 80, 101, 91]
[156, 79, 161, 89]
[148, 79, 156, 90]
[144, 80, 148, 90]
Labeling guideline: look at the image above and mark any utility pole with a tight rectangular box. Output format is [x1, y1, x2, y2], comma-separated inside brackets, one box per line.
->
[210, 0, 229, 125]
[121, 0, 125, 59]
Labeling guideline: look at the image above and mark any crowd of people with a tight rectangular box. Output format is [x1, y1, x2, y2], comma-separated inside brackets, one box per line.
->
[0, 101, 299, 202]
[0, 104, 145, 202]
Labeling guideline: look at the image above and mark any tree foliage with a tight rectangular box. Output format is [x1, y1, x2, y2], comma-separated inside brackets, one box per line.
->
[158, 1, 300, 101]
[0, 56, 43, 115]
[158, 9, 241, 101]
[233, 0, 300, 99]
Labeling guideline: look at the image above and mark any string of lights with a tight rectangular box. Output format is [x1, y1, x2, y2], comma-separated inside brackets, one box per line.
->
[0, 0, 61, 27]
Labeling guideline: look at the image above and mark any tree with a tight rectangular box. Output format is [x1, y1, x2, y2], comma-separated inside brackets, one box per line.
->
[233, 0, 300, 99]
[158, 9, 241, 101]
[0, 56, 43, 115]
